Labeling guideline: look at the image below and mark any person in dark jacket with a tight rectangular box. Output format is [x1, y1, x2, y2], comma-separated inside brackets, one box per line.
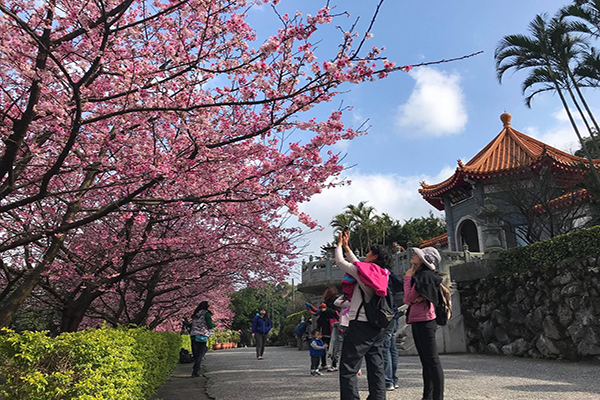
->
[316, 302, 339, 371]
[251, 308, 272, 359]
[383, 271, 404, 391]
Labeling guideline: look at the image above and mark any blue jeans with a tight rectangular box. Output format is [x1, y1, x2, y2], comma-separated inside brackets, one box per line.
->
[383, 316, 399, 387]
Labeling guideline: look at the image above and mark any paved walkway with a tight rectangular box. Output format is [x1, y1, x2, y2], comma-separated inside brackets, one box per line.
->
[154, 347, 600, 400]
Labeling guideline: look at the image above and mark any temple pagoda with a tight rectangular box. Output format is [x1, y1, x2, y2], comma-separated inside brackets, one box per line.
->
[418, 113, 599, 253]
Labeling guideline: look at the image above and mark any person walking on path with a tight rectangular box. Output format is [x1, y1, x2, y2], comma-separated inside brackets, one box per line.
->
[335, 230, 391, 400]
[251, 309, 272, 359]
[383, 271, 404, 391]
[309, 329, 328, 376]
[186, 301, 217, 378]
[404, 247, 444, 400]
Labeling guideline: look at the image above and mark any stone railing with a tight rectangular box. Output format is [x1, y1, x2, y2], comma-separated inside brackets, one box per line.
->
[301, 245, 484, 284]
[301, 259, 346, 283]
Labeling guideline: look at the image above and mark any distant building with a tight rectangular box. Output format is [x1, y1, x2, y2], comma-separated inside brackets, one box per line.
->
[419, 113, 599, 253]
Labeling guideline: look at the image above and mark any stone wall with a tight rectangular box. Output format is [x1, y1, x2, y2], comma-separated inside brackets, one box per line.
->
[459, 257, 600, 360]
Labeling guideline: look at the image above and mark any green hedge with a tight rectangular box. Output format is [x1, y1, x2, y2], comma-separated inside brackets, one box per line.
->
[0, 326, 180, 399]
[500, 225, 600, 273]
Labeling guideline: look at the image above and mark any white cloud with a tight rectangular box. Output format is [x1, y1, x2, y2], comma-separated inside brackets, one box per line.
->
[294, 166, 453, 257]
[332, 140, 351, 153]
[395, 67, 468, 137]
[552, 107, 583, 123]
[523, 126, 580, 154]
[523, 107, 598, 154]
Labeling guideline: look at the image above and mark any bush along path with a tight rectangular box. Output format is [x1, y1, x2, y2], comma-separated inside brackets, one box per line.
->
[0, 326, 180, 399]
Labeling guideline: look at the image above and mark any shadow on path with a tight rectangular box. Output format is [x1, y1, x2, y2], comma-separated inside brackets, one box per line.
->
[155, 347, 600, 400]
[152, 363, 210, 400]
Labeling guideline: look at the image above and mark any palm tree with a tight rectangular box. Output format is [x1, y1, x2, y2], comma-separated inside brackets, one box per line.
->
[562, 0, 600, 38]
[372, 213, 395, 245]
[330, 213, 354, 234]
[495, 14, 600, 187]
[346, 201, 376, 251]
[560, 1, 600, 136]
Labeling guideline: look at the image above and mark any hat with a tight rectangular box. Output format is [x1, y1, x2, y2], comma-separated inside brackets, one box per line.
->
[319, 303, 327, 309]
[412, 247, 441, 271]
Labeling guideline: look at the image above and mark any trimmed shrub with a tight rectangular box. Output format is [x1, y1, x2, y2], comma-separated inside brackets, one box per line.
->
[500, 225, 600, 273]
[0, 326, 180, 399]
[130, 328, 180, 399]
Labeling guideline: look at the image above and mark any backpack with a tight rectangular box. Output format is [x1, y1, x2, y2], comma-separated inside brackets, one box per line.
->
[435, 283, 452, 326]
[358, 286, 395, 329]
[179, 348, 194, 364]
[328, 310, 340, 335]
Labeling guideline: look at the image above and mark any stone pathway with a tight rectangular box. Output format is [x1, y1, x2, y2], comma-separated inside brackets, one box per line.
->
[154, 347, 600, 400]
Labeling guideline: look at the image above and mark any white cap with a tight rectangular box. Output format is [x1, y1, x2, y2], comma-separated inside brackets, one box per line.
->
[412, 247, 441, 270]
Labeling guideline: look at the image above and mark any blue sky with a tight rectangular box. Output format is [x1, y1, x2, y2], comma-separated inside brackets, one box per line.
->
[249, 1, 598, 272]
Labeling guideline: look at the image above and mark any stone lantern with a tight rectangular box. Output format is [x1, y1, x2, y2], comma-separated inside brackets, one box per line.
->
[477, 197, 505, 259]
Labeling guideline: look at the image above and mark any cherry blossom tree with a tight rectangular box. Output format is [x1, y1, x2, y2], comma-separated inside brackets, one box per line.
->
[0, 0, 480, 329]
[35, 201, 295, 331]
[0, 0, 402, 328]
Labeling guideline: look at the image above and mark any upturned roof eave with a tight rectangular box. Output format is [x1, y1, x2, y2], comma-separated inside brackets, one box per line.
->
[420, 154, 591, 198]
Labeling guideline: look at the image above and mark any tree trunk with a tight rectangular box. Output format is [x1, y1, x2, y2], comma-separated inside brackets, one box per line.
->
[60, 288, 103, 332]
[568, 68, 600, 137]
[0, 233, 65, 328]
[552, 76, 600, 187]
[564, 82, 594, 140]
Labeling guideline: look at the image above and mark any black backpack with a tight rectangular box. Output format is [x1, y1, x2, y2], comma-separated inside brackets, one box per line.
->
[435, 283, 452, 326]
[179, 348, 194, 364]
[358, 285, 395, 329]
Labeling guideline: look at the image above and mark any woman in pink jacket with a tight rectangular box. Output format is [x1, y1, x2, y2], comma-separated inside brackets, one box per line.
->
[404, 247, 444, 400]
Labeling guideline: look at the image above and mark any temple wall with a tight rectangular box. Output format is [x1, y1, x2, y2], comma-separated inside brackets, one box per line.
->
[444, 182, 484, 251]
[458, 257, 600, 360]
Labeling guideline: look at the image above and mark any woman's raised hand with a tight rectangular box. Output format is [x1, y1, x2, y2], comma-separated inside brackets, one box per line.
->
[337, 231, 344, 246]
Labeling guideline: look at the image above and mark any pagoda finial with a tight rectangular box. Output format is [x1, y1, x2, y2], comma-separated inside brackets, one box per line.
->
[500, 112, 512, 127]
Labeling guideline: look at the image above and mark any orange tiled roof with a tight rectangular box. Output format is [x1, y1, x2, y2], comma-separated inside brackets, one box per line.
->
[533, 188, 592, 213]
[419, 113, 600, 209]
[419, 233, 448, 249]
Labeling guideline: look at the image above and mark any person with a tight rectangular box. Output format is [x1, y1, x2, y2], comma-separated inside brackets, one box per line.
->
[391, 242, 405, 254]
[316, 301, 339, 371]
[404, 247, 444, 400]
[383, 271, 404, 391]
[330, 294, 349, 371]
[251, 308, 272, 359]
[187, 301, 216, 378]
[309, 329, 328, 376]
[335, 230, 391, 400]
[294, 317, 308, 350]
